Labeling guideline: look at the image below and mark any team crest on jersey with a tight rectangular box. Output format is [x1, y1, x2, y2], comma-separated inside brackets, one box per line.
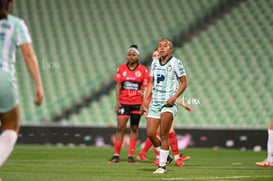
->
[167, 65, 172, 71]
[123, 71, 127, 76]
[135, 71, 141, 77]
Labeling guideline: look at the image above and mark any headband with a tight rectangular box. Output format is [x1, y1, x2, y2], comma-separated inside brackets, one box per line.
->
[161, 38, 173, 48]
[128, 47, 140, 55]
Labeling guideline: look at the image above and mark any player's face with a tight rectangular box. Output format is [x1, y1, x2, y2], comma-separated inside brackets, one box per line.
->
[158, 40, 173, 57]
[152, 50, 160, 60]
[127, 50, 139, 64]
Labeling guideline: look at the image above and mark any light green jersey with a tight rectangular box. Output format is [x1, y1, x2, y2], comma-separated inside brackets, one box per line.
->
[150, 56, 186, 104]
[0, 15, 32, 76]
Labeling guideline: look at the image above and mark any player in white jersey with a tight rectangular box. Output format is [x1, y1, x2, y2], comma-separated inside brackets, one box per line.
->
[0, 0, 43, 168]
[144, 38, 188, 174]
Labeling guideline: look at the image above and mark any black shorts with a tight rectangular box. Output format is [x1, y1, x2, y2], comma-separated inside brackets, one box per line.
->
[117, 104, 141, 126]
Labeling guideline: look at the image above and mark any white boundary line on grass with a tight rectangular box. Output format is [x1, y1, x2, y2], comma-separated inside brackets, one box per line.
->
[162, 175, 273, 180]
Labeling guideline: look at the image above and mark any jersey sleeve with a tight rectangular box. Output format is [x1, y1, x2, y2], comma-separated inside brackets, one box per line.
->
[175, 59, 186, 77]
[16, 20, 32, 46]
[150, 61, 155, 77]
[113, 67, 122, 82]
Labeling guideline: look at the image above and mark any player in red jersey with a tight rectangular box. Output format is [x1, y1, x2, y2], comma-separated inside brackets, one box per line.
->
[108, 45, 148, 163]
[137, 50, 193, 167]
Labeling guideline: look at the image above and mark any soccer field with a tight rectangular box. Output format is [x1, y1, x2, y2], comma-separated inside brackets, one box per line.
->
[0, 145, 272, 181]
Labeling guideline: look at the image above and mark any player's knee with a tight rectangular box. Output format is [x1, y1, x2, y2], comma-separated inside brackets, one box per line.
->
[117, 125, 126, 133]
[130, 125, 138, 133]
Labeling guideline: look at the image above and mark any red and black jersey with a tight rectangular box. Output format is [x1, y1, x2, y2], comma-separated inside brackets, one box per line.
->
[114, 63, 148, 105]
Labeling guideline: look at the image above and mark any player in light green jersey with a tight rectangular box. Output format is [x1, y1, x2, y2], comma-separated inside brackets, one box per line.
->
[0, 0, 43, 168]
[144, 38, 188, 174]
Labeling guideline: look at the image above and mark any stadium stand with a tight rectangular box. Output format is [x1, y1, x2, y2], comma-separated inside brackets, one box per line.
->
[12, 0, 272, 129]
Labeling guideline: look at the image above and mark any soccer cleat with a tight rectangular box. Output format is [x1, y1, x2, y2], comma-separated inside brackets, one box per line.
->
[167, 155, 173, 165]
[137, 154, 148, 160]
[152, 158, 159, 166]
[108, 155, 120, 163]
[175, 159, 185, 167]
[127, 156, 137, 163]
[256, 161, 273, 168]
[153, 166, 167, 174]
[180, 155, 191, 161]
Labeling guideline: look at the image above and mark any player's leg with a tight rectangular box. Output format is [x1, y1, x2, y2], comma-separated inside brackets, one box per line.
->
[168, 121, 190, 166]
[108, 116, 129, 163]
[152, 129, 160, 165]
[137, 137, 152, 160]
[0, 105, 19, 166]
[127, 110, 141, 163]
[153, 112, 173, 174]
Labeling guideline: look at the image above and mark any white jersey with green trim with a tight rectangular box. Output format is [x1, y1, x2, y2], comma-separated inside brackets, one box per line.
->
[150, 56, 186, 104]
[0, 15, 32, 76]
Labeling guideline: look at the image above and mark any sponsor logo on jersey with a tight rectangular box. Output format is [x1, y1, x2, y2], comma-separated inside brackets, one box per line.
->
[135, 71, 141, 77]
[122, 81, 140, 90]
[167, 65, 172, 71]
[119, 107, 125, 114]
[122, 71, 127, 76]
[156, 74, 165, 84]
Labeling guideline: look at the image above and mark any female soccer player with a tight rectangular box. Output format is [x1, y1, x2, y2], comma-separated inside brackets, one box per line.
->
[144, 39, 188, 174]
[108, 45, 148, 163]
[256, 116, 273, 168]
[137, 50, 193, 167]
[0, 0, 44, 167]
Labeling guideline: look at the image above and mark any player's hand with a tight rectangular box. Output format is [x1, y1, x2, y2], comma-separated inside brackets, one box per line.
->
[165, 97, 176, 107]
[184, 105, 194, 112]
[115, 103, 120, 114]
[34, 86, 43, 106]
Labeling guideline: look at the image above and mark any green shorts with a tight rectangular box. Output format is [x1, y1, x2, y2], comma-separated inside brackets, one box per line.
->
[147, 102, 178, 119]
[0, 71, 19, 113]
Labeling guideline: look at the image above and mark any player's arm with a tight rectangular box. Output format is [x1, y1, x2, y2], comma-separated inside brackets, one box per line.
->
[115, 81, 122, 114]
[21, 43, 44, 106]
[166, 75, 188, 107]
[177, 97, 193, 112]
[143, 77, 153, 112]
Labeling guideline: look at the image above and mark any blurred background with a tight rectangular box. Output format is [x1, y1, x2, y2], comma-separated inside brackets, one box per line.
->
[12, 0, 272, 149]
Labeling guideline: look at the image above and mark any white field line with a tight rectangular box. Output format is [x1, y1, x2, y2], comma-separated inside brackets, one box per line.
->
[162, 175, 273, 180]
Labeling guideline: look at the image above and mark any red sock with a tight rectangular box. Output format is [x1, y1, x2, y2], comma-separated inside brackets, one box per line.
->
[128, 141, 137, 157]
[139, 138, 152, 155]
[114, 140, 123, 155]
[153, 145, 160, 156]
[169, 132, 179, 156]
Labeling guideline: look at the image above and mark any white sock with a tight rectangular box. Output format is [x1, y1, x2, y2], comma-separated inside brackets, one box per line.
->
[267, 129, 273, 163]
[0, 130, 18, 166]
[159, 149, 169, 167]
[174, 154, 180, 161]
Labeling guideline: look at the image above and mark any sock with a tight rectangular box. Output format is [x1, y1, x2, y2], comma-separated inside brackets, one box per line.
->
[139, 138, 152, 155]
[174, 154, 180, 161]
[128, 141, 137, 157]
[155, 146, 161, 153]
[0, 130, 18, 166]
[169, 132, 180, 160]
[153, 145, 160, 157]
[268, 129, 273, 163]
[114, 140, 122, 156]
[159, 149, 169, 167]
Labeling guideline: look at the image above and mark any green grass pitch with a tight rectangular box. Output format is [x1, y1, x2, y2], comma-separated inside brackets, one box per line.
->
[0, 145, 272, 181]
